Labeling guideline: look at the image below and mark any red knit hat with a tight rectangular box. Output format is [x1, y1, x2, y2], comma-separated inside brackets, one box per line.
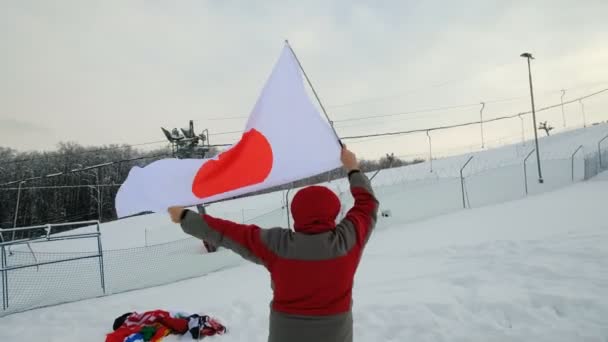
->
[291, 186, 341, 234]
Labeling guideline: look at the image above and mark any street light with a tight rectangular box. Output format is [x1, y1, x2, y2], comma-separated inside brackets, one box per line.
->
[520, 52, 544, 184]
[579, 99, 587, 128]
[560, 89, 566, 128]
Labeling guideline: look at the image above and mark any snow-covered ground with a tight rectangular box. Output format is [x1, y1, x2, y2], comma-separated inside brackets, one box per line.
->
[1, 123, 608, 340]
[1, 171, 607, 341]
[18, 123, 607, 254]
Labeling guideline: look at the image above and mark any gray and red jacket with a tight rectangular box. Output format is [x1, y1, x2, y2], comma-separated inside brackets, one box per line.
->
[180, 171, 378, 342]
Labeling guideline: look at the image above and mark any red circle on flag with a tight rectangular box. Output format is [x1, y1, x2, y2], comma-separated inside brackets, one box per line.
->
[192, 129, 273, 198]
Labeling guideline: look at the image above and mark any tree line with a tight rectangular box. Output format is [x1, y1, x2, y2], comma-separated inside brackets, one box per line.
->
[0, 143, 421, 238]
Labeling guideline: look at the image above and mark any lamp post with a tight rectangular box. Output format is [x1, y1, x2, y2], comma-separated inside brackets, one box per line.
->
[579, 99, 587, 128]
[479, 102, 486, 149]
[520, 52, 543, 184]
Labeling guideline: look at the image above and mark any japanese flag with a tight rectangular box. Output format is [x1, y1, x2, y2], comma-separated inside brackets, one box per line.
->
[115, 44, 341, 218]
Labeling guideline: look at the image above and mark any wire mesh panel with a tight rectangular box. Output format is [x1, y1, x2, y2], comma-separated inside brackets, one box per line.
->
[584, 149, 608, 180]
[2, 138, 607, 317]
[353, 177, 463, 227]
[102, 238, 243, 295]
[0, 221, 105, 317]
[462, 164, 526, 208]
[0, 234, 244, 318]
[3, 249, 103, 316]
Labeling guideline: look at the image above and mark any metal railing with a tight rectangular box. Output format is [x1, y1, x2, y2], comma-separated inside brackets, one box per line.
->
[460, 156, 474, 209]
[0, 221, 105, 311]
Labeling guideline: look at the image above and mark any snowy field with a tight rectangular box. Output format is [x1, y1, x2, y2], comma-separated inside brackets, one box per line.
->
[0, 171, 607, 341]
[1, 124, 608, 341]
[15, 123, 608, 254]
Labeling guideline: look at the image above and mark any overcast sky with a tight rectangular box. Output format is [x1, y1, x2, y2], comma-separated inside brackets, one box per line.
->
[1, 0, 607, 159]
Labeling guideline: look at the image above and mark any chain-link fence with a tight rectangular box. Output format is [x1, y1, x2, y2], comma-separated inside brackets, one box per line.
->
[1, 230, 243, 317]
[1, 221, 105, 316]
[584, 141, 608, 180]
[2, 126, 607, 318]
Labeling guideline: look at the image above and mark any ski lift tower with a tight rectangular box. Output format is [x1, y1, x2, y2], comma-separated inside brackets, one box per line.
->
[160, 120, 217, 252]
[161, 120, 210, 159]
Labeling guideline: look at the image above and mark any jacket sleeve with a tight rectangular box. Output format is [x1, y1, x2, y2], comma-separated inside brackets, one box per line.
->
[180, 210, 276, 267]
[335, 170, 379, 247]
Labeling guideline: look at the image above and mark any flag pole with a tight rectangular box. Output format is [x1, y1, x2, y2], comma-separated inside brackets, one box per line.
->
[285, 40, 342, 145]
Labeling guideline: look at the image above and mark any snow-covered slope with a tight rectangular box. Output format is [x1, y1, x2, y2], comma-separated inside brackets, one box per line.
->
[20, 123, 607, 254]
[593, 170, 608, 181]
[4, 124, 606, 323]
[1, 171, 606, 341]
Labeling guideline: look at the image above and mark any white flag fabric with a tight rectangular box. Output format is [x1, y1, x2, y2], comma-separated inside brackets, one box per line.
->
[115, 44, 341, 218]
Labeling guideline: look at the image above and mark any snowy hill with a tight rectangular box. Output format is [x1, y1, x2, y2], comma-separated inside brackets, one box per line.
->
[2, 124, 608, 341]
[20, 123, 607, 253]
[1, 170, 607, 341]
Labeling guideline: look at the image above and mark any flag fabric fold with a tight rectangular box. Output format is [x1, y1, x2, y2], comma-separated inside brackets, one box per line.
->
[115, 44, 341, 218]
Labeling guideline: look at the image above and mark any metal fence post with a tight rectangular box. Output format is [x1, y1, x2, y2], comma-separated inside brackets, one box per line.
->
[12, 181, 25, 241]
[599, 134, 608, 171]
[426, 130, 433, 173]
[523, 149, 536, 195]
[518, 114, 525, 144]
[479, 102, 486, 149]
[370, 168, 382, 181]
[285, 186, 294, 230]
[95, 169, 102, 223]
[460, 156, 474, 208]
[560, 89, 566, 128]
[571, 145, 584, 182]
[95, 222, 106, 294]
[25, 242, 39, 272]
[579, 99, 587, 128]
[370, 158, 395, 182]
[1, 245, 8, 310]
